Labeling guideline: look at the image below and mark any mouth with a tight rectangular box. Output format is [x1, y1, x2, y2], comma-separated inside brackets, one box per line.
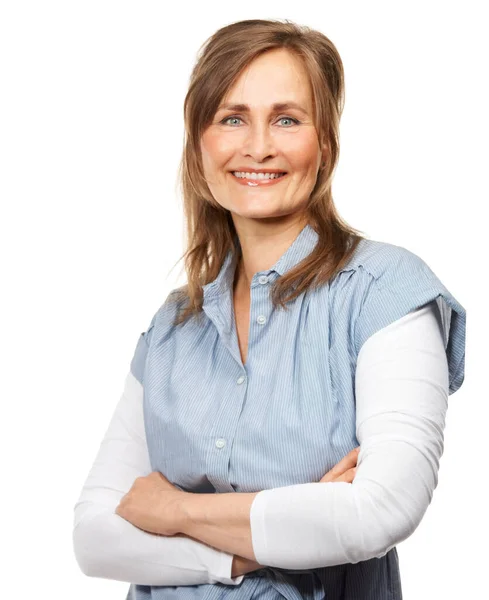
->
[229, 171, 288, 186]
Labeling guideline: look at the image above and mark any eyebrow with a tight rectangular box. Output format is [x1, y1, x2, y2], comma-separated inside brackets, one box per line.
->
[217, 101, 309, 116]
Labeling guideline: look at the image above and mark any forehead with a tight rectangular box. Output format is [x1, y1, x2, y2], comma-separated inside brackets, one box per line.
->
[221, 49, 312, 110]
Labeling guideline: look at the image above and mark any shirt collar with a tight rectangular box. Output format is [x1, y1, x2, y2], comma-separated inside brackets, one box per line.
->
[202, 223, 319, 302]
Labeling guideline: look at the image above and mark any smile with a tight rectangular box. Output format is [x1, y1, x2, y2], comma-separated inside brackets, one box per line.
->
[230, 172, 288, 187]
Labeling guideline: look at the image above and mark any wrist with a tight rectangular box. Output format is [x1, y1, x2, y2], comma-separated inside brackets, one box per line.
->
[231, 555, 259, 577]
[231, 555, 245, 578]
[178, 492, 195, 535]
[231, 555, 264, 577]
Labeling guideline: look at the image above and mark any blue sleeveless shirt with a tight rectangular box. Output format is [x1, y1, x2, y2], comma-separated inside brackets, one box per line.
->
[127, 223, 465, 600]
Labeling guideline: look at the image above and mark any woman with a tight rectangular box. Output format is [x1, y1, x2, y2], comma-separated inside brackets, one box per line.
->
[73, 19, 466, 599]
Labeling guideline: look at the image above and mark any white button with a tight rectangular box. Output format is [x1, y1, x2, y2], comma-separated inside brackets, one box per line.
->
[237, 375, 246, 384]
[258, 275, 268, 285]
[257, 315, 267, 325]
[215, 439, 226, 449]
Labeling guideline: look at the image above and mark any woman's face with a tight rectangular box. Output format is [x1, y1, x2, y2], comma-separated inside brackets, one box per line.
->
[200, 48, 325, 226]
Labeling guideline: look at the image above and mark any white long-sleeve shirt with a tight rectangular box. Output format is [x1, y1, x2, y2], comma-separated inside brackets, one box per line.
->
[73, 300, 448, 585]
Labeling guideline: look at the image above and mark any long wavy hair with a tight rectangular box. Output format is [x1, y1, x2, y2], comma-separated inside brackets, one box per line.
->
[170, 18, 366, 326]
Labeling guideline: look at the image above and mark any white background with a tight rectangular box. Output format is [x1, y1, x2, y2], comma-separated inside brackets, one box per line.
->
[1, 1, 486, 598]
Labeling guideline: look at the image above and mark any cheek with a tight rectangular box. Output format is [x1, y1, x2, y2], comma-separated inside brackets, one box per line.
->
[282, 133, 319, 171]
[201, 132, 235, 166]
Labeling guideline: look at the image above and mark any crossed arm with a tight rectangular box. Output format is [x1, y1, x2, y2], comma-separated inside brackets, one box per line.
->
[73, 300, 449, 581]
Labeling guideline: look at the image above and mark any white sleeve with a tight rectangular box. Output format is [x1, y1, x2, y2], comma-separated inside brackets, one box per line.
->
[72, 370, 245, 586]
[249, 300, 448, 568]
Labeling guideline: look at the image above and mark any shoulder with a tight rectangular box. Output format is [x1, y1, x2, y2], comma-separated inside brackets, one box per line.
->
[334, 237, 434, 289]
[327, 237, 435, 322]
[337, 238, 466, 395]
[129, 286, 188, 385]
[146, 285, 192, 340]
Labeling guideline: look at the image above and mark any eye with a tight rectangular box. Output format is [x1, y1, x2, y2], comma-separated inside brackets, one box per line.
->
[220, 116, 243, 126]
[278, 117, 300, 127]
[219, 115, 300, 127]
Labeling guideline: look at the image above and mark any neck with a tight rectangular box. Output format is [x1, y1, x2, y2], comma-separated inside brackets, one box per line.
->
[232, 218, 308, 292]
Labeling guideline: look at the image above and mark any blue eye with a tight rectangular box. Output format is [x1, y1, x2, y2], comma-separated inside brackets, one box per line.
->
[220, 115, 300, 127]
[278, 117, 300, 127]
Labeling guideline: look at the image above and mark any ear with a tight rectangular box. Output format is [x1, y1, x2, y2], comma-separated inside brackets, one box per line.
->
[322, 142, 329, 163]
[319, 144, 328, 168]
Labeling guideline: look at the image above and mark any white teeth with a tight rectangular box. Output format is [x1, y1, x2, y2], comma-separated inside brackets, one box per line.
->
[232, 171, 286, 180]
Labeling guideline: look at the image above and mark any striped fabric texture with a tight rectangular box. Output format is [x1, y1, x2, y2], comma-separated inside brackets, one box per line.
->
[128, 223, 466, 600]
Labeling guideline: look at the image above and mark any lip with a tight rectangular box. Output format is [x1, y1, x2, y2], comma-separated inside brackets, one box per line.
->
[230, 168, 287, 174]
[229, 172, 288, 187]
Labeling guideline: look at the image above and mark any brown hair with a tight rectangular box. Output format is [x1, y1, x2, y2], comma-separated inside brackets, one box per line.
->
[170, 18, 366, 326]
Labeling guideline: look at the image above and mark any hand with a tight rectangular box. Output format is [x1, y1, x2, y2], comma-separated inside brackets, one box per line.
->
[115, 471, 188, 536]
[319, 446, 360, 483]
[230, 447, 361, 578]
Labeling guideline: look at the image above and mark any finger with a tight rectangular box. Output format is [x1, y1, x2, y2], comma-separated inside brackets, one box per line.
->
[334, 467, 356, 483]
[319, 447, 359, 483]
[319, 447, 360, 483]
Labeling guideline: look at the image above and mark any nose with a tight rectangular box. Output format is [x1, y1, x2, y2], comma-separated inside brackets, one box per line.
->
[241, 121, 277, 163]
